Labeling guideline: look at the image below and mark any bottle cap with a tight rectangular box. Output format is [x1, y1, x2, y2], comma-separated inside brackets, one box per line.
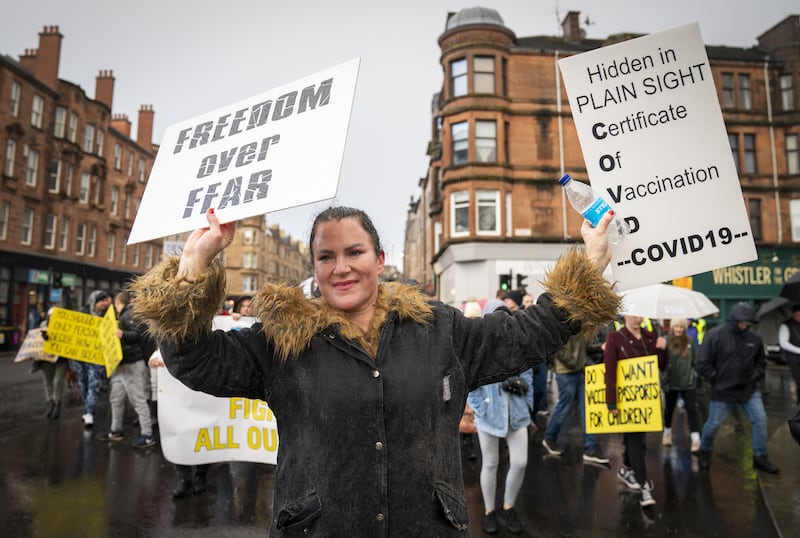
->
[558, 174, 572, 186]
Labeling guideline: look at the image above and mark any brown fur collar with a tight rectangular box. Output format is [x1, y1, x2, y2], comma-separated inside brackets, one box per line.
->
[543, 246, 621, 339]
[252, 281, 433, 360]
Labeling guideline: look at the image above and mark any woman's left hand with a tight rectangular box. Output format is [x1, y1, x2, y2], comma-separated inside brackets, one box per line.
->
[582, 212, 613, 271]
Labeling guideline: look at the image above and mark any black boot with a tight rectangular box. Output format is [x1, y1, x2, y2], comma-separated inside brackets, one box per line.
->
[45, 400, 55, 418]
[50, 401, 60, 419]
[172, 465, 194, 498]
[699, 449, 711, 469]
[172, 478, 193, 498]
[193, 468, 208, 494]
[753, 455, 779, 474]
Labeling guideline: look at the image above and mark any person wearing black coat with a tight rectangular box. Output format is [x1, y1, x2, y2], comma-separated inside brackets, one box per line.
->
[697, 302, 778, 474]
[131, 206, 619, 536]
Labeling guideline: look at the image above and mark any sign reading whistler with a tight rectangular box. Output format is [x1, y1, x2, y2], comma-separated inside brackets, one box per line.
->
[128, 58, 360, 244]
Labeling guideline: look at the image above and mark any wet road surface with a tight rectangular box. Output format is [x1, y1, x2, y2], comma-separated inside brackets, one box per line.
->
[0, 355, 794, 537]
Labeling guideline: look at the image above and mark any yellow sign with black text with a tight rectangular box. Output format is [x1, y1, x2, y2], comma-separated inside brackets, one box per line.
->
[585, 355, 662, 433]
[43, 307, 123, 377]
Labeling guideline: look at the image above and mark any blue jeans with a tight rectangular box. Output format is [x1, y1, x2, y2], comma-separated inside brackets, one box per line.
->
[544, 371, 598, 450]
[532, 363, 548, 414]
[700, 390, 768, 456]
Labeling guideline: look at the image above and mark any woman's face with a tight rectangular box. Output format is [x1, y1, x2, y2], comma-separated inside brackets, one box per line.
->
[313, 218, 384, 317]
[671, 324, 686, 337]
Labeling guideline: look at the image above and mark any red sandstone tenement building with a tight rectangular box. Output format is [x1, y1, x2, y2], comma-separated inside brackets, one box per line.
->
[404, 8, 800, 322]
[0, 26, 311, 349]
[0, 25, 161, 346]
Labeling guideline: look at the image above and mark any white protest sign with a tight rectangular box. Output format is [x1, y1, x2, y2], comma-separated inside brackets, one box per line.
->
[158, 367, 278, 465]
[128, 58, 360, 244]
[558, 24, 756, 290]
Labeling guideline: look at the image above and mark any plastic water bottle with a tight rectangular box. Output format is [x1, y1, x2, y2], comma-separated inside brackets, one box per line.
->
[558, 174, 629, 244]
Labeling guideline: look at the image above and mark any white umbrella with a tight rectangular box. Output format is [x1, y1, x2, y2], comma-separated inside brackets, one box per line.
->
[619, 284, 719, 319]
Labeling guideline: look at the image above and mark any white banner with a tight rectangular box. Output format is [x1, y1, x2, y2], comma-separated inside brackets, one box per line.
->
[157, 315, 277, 465]
[558, 24, 756, 290]
[129, 58, 360, 244]
[157, 367, 278, 465]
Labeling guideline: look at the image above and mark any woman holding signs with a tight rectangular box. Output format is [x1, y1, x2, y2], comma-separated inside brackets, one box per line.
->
[130, 206, 619, 535]
[604, 315, 668, 507]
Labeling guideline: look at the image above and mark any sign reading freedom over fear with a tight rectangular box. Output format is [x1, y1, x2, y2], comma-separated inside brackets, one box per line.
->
[43, 307, 123, 377]
[584, 355, 663, 434]
[558, 24, 756, 290]
[128, 58, 360, 244]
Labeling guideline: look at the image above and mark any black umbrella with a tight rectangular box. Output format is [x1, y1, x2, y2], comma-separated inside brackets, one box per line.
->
[756, 296, 791, 321]
[779, 272, 800, 303]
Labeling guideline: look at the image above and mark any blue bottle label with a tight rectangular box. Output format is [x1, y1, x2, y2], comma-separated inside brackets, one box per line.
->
[580, 198, 610, 227]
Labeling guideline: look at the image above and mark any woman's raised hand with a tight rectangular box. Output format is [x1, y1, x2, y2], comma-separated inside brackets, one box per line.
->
[178, 209, 237, 279]
[582, 211, 613, 272]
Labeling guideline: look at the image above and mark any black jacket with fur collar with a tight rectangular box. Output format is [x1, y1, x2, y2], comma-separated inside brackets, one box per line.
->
[133, 248, 618, 536]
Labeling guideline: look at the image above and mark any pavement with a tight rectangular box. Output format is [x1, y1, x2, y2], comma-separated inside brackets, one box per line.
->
[759, 375, 800, 538]
[0, 350, 798, 536]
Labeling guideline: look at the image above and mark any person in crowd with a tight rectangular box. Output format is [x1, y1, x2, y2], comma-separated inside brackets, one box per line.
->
[604, 314, 668, 507]
[661, 319, 701, 452]
[778, 304, 800, 404]
[148, 350, 210, 497]
[541, 333, 610, 465]
[503, 289, 523, 313]
[459, 301, 484, 461]
[505, 290, 549, 420]
[131, 206, 618, 536]
[231, 296, 253, 321]
[521, 293, 535, 308]
[73, 290, 112, 428]
[97, 292, 156, 449]
[468, 299, 532, 534]
[697, 302, 779, 473]
[38, 307, 69, 419]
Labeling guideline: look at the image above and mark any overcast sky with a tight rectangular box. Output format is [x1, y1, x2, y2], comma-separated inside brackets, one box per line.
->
[2, 0, 797, 269]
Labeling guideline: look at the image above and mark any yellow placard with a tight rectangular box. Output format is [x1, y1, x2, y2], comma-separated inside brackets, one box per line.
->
[585, 355, 663, 434]
[43, 307, 123, 376]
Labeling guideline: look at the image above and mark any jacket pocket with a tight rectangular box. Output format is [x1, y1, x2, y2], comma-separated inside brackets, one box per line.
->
[433, 482, 468, 532]
[275, 492, 322, 536]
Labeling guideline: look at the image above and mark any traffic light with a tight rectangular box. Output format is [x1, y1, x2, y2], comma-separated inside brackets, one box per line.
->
[499, 273, 512, 291]
[516, 274, 528, 291]
[52, 272, 62, 288]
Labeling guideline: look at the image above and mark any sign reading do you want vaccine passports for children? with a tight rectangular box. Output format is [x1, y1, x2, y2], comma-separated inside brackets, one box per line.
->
[558, 24, 756, 290]
[127, 58, 360, 244]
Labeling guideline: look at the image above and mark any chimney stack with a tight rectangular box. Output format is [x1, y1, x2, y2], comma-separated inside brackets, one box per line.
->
[561, 11, 583, 45]
[36, 25, 63, 88]
[111, 113, 131, 138]
[95, 70, 115, 110]
[20, 48, 37, 73]
[137, 105, 155, 149]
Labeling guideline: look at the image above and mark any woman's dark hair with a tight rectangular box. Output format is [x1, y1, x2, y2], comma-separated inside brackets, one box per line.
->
[309, 207, 382, 262]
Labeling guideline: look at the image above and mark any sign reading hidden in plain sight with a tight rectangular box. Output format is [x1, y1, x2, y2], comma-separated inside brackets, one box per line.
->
[584, 355, 663, 434]
[128, 58, 360, 244]
[558, 24, 757, 290]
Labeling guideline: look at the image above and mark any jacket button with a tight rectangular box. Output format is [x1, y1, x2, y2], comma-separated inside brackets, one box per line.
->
[372, 370, 380, 378]
[376, 513, 385, 522]
[375, 441, 383, 450]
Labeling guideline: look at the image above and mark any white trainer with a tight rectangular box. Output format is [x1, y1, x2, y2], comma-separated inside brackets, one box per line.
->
[640, 480, 656, 507]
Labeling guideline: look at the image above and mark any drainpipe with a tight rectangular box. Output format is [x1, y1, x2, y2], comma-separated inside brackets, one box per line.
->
[556, 50, 567, 240]
[765, 59, 782, 243]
